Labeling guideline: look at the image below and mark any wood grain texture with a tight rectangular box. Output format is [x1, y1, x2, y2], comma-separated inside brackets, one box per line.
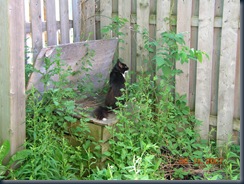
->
[60, 0, 70, 44]
[0, 0, 25, 159]
[72, 0, 81, 42]
[81, 0, 96, 40]
[195, 0, 215, 140]
[217, 0, 239, 146]
[118, 0, 131, 68]
[136, 0, 150, 75]
[30, 0, 43, 61]
[156, 0, 171, 77]
[233, 29, 240, 119]
[175, 0, 192, 104]
[100, 0, 112, 38]
[45, 0, 57, 46]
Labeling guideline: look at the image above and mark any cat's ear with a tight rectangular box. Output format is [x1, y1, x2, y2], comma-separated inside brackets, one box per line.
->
[117, 59, 123, 68]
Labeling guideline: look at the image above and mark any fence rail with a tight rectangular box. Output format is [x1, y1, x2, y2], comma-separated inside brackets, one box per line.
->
[24, 0, 240, 145]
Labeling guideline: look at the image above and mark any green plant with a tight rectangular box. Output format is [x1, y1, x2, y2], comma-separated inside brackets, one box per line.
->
[7, 46, 101, 180]
[0, 140, 10, 179]
[0, 140, 31, 180]
[13, 16, 239, 181]
[89, 16, 240, 181]
[25, 37, 34, 86]
[203, 138, 240, 180]
[98, 74, 204, 180]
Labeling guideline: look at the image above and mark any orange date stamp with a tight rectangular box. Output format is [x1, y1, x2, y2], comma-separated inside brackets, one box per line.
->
[177, 157, 224, 165]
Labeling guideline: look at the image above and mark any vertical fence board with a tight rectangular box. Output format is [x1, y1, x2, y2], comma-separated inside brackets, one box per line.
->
[0, 0, 25, 159]
[118, 0, 131, 68]
[45, 0, 57, 45]
[100, 0, 112, 38]
[175, 0, 192, 104]
[210, 0, 223, 116]
[30, 0, 43, 62]
[156, 0, 171, 77]
[60, 0, 70, 44]
[195, 0, 215, 140]
[217, 0, 239, 145]
[72, 0, 81, 42]
[82, 0, 96, 40]
[210, 28, 221, 116]
[233, 29, 240, 119]
[136, 0, 150, 75]
[188, 26, 197, 111]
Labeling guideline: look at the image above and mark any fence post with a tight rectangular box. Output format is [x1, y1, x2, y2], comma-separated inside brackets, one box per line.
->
[0, 0, 26, 163]
[175, 0, 192, 105]
[217, 0, 239, 146]
[195, 0, 215, 141]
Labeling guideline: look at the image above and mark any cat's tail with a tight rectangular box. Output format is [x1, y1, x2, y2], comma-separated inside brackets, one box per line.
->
[93, 106, 109, 120]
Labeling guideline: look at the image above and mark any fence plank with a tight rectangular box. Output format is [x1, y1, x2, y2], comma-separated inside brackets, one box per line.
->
[72, 0, 81, 42]
[156, 0, 171, 77]
[45, 0, 57, 46]
[0, 0, 25, 161]
[118, 0, 131, 68]
[195, 0, 215, 140]
[60, 0, 70, 44]
[175, 0, 192, 104]
[82, 0, 96, 40]
[217, 0, 239, 145]
[136, 0, 150, 75]
[233, 29, 240, 119]
[30, 0, 43, 61]
[100, 0, 112, 38]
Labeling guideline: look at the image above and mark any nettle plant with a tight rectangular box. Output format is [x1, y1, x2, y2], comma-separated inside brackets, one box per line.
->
[6, 46, 101, 180]
[97, 16, 239, 180]
[6, 16, 239, 180]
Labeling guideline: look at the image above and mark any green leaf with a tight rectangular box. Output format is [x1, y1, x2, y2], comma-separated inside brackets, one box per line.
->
[197, 52, 203, 63]
[155, 56, 165, 67]
[0, 140, 10, 164]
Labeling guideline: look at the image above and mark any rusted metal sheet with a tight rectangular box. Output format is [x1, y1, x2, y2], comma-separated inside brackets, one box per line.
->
[27, 38, 118, 93]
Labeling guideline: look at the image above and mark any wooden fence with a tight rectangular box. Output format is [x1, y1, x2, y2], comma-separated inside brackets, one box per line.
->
[0, 0, 25, 161]
[23, 0, 240, 145]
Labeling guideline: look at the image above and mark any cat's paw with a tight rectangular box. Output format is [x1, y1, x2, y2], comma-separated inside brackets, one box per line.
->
[102, 118, 107, 121]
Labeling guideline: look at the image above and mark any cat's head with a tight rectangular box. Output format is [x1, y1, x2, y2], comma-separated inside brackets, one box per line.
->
[116, 59, 129, 73]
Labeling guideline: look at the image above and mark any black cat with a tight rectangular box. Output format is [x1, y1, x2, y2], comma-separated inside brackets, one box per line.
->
[94, 59, 129, 120]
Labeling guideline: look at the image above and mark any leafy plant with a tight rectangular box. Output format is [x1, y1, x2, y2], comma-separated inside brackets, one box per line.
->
[10, 16, 239, 181]
[0, 140, 10, 179]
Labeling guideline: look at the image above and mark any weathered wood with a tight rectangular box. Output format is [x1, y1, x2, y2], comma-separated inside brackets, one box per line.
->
[156, 0, 171, 77]
[210, 28, 221, 116]
[217, 0, 239, 146]
[188, 27, 197, 111]
[175, 0, 192, 105]
[27, 39, 118, 93]
[118, 0, 131, 68]
[25, 20, 73, 34]
[100, 0, 112, 38]
[30, 0, 43, 62]
[233, 29, 240, 119]
[45, 0, 57, 46]
[24, 15, 241, 35]
[195, 0, 215, 140]
[156, 0, 171, 38]
[60, 0, 70, 44]
[136, 0, 150, 76]
[0, 0, 25, 161]
[81, 0, 96, 40]
[72, 0, 81, 42]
